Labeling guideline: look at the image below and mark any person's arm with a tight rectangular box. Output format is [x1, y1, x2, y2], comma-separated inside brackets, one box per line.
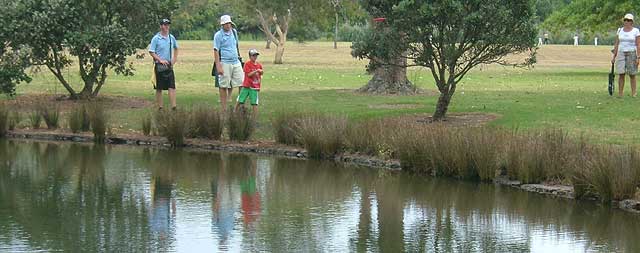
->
[611, 34, 616, 63]
[213, 34, 223, 76]
[171, 36, 179, 65]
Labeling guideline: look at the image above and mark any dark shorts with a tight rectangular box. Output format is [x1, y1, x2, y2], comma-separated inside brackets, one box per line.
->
[154, 64, 176, 90]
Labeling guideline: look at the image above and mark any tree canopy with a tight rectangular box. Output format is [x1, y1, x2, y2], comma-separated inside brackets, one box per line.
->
[544, 0, 635, 34]
[7, 0, 177, 99]
[353, 0, 538, 120]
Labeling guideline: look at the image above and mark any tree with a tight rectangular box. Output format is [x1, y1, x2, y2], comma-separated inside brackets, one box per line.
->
[244, 0, 330, 64]
[544, 0, 633, 35]
[352, 0, 537, 120]
[0, 2, 31, 97]
[10, 0, 177, 99]
[350, 1, 417, 95]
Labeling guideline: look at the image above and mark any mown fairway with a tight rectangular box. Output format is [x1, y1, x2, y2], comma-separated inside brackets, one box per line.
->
[13, 41, 637, 143]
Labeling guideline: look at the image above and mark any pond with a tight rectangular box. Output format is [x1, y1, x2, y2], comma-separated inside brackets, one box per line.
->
[0, 140, 638, 252]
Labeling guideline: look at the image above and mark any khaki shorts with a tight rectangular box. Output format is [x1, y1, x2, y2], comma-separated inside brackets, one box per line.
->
[615, 51, 638, 75]
[218, 63, 244, 88]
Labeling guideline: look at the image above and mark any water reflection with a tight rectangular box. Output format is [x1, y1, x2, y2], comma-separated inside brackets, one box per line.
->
[0, 140, 638, 252]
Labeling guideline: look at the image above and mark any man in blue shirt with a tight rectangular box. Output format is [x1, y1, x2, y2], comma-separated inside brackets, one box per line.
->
[149, 18, 179, 110]
[213, 15, 244, 111]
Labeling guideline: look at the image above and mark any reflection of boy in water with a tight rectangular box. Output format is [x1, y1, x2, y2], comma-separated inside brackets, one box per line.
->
[150, 176, 176, 244]
[240, 158, 261, 226]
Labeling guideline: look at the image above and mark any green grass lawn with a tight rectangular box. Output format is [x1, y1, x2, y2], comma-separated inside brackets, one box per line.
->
[10, 41, 640, 144]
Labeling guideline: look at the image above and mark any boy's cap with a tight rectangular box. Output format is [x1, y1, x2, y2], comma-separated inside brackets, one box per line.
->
[220, 15, 234, 25]
[248, 49, 260, 56]
[160, 18, 171, 25]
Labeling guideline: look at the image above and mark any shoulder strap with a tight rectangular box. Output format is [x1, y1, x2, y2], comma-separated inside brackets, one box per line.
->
[169, 34, 172, 61]
[233, 29, 241, 58]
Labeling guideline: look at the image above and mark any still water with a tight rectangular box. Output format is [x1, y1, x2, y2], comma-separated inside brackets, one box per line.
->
[0, 140, 638, 252]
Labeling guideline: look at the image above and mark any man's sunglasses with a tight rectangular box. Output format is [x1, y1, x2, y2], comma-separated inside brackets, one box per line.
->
[624, 19, 633, 22]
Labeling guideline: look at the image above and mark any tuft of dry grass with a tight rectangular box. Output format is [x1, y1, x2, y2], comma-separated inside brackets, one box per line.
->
[271, 110, 305, 146]
[297, 114, 347, 159]
[227, 107, 255, 142]
[191, 106, 223, 140]
[155, 109, 190, 147]
[87, 103, 108, 144]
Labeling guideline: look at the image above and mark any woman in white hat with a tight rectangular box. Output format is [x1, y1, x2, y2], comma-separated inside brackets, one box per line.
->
[612, 13, 640, 97]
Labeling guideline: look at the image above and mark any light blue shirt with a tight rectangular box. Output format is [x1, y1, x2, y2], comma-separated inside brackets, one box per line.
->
[149, 33, 178, 63]
[213, 29, 240, 64]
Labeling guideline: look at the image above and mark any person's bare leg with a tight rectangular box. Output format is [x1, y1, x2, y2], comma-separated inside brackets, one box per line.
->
[156, 90, 163, 109]
[219, 88, 228, 110]
[252, 105, 258, 121]
[168, 88, 177, 109]
[226, 88, 234, 112]
[619, 74, 626, 97]
[631, 75, 637, 97]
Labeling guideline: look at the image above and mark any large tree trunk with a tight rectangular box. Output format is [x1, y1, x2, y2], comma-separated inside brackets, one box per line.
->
[358, 56, 417, 95]
[274, 44, 285, 64]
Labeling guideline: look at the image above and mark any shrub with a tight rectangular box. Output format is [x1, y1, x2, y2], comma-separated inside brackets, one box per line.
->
[40, 104, 60, 129]
[141, 113, 152, 136]
[29, 110, 42, 129]
[191, 106, 223, 140]
[227, 107, 255, 142]
[271, 110, 305, 146]
[0, 105, 8, 137]
[297, 115, 346, 159]
[464, 127, 505, 181]
[156, 109, 190, 147]
[8, 110, 20, 131]
[88, 103, 108, 144]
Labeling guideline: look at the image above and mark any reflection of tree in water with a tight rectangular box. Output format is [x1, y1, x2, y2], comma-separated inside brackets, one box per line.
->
[0, 141, 153, 252]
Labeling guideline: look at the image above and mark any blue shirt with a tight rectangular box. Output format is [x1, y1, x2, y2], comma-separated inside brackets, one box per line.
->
[149, 33, 178, 63]
[213, 29, 240, 64]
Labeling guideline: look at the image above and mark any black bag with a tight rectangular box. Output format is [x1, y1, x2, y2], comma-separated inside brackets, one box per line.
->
[608, 63, 615, 96]
[211, 29, 243, 83]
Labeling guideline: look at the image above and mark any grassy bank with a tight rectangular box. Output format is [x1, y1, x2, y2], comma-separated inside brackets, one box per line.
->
[6, 41, 639, 144]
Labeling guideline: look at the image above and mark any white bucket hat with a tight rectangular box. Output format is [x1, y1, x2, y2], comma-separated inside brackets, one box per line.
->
[624, 13, 634, 21]
[220, 15, 234, 25]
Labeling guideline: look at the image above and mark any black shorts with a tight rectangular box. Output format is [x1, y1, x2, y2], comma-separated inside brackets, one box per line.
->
[154, 64, 176, 90]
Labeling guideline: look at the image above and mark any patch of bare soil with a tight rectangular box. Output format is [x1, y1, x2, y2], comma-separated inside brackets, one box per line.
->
[368, 104, 421, 110]
[392, 112, 500, 127]
[335, 88, 439, 97]
[2, 94, 152, 112]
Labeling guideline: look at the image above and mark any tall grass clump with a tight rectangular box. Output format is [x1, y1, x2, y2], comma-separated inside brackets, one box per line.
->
[572, 146, 640, 202]
[29, 109, 42, 129]
[0, 105, 8, 137]
[191, 106, 223, 140]
[345, 119, 392, 156]
[68, 104, 91, 133]
[271, 110, 305, 146]
[504, 128, 580, 184]
[393, 125, 504, 181]
[297, 114, 347, 159]
[227, 108, 255, 141]
[8, 110, 20, 131]
[40, 104, 60, 129]
[88, 103, 108, 144]
[141, 113, 153, 136]
[156, 110, 190, 147]
[393, 124, 439, 175]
